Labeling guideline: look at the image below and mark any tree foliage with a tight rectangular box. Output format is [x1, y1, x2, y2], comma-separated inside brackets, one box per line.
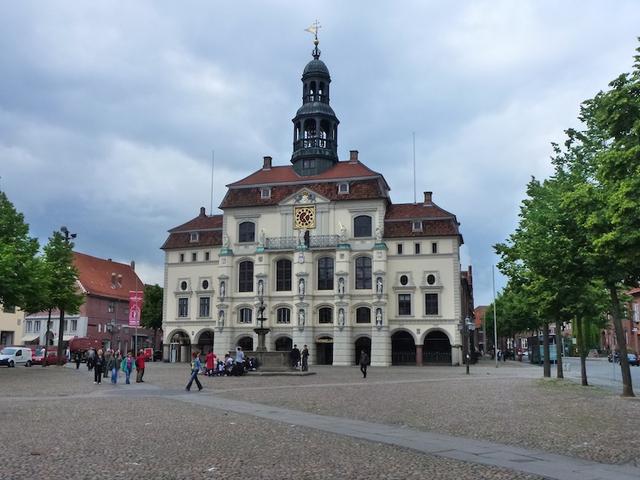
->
[141, 283, 163, 331]
[0, 191, 40, 309]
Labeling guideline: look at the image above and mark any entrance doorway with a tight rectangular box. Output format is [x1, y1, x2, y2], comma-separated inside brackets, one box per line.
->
[237, 336, 253, 352]
[197, 330, 215, 354]
[354, 337, 371, 365]
[391, 331, 416, 365]
[423, 331, 452, 364]
[169, 331, 191, 363]
[275, 336, 292, 351]
[315, 336, 333, 365]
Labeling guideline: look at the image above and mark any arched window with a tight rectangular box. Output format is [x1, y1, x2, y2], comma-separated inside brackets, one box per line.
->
[303, 119, 317, 140]
[276, 307, 291, 324]
[356, 307, 371, 324]
[238, 261, 254, 292]
[318, 307, 333, 324]
[318, 82, 325, 100]
[353, 215, 372, 238]
[239, 222, 255, 243]
[238, 336, 253, 351]
[276, 259, 292, 291]
[317, 257, 334, 290]
[355, 256, 372, 289]
[238, 307, 252, 324]
[310, 81, 316, 100]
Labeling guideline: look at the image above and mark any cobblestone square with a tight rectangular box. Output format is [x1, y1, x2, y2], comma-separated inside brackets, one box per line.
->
[1, 361, 639, 479]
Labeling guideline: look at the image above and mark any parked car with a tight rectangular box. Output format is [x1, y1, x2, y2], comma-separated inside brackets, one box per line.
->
[153, 350, 163, 361]
[626, 353, 639, 366]
[32, 347, 66, 366]
[0, 347, 33, 367]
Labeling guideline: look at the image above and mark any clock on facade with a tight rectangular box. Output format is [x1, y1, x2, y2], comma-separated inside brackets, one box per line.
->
[294, 205, 316, 229]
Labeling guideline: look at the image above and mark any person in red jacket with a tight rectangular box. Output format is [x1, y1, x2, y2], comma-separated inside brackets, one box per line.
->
[205, 351, 216, 377]
[136, 349, 146, 383]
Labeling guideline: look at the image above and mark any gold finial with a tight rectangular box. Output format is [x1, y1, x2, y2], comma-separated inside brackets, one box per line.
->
[305, 20, 322, 59]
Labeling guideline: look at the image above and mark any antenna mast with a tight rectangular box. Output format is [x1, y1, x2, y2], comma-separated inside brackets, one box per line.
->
[412, 132, 416, 203]
[209, 150, 215, 216]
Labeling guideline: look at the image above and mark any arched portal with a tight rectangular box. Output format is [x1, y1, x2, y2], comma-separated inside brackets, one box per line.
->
[354, 337, 371, 365]
[391, 331, 416, 365]
[423, 331, 452, 364]
[196, 330, 215, 355]
[275, 336, 292, 351]
[168, 330, 191, 363]
[237, 336, 253, 352]
[315, 336, 333, 365]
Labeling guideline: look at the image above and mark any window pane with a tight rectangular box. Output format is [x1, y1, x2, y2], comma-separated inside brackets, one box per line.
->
[355, 257, 372, 289]
[276, 259, 292, 291]
[356, 307, 371, 323]
[353, 216, 372, 237]
[199, 297, 210, 317]
[319, 307, 333, 323]
[239, 222, 255, 243]
[398, 294, 411, 315]
[425, 294, 439, 315]
[239, 308, 252, 323]
[239, 261, 254, 292]
[178, 298, 188, 317]
[277, 308, 291, 324]
[317, 257, 334, 290]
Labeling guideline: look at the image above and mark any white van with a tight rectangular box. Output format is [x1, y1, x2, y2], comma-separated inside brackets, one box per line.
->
[0, 346, 33, 367]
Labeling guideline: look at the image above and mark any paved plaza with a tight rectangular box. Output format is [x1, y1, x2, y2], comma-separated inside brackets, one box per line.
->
[1, 360, 639, 479]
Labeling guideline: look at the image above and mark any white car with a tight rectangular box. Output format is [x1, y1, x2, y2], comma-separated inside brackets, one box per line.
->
[0, 346, 33, 367]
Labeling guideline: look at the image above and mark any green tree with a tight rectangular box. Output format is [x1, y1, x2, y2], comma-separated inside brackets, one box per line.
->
[553, 43, 640, 396]
[141, 284, 163, 349]
[43, 231, 84, 365]
[0, 191, 40, 309]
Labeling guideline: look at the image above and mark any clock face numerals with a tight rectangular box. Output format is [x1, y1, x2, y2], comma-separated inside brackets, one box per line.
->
[294, 206, 316, 229]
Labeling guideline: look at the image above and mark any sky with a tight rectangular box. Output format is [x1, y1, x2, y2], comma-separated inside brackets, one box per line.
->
[1, 1, 639, 305]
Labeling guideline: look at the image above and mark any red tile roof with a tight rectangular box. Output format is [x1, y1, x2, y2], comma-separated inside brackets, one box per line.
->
[220, 179, 386, 208]
[163, 212, 223, 250]
[168, 212, 223, 233]
[228, 160, 384, 187]
[385, 203, 456, 220]
[73, 252, 143, 301]
[384, 202, 460, 239]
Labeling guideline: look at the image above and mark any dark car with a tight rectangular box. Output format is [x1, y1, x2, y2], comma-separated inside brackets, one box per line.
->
[153, 350, 163, 361]
[626, 353, 639, 366]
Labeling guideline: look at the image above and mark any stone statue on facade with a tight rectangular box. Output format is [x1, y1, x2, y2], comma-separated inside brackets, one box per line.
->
[338, 277, 345, 296]
[298, 308, 305, 326]
[257, 279, 264, 297]
[298, 278, 305, 297]
[376, 277, 383, 295]
[375, 225, 383, 243]
[375, 308, 383, 326]
[218, 310, 225, 327]
[222, 233, 230, 248]
[258, 229, 266, 247]
[338, 222, 346, 243]
[338, 308, 345, 326]
[219, 281, 225, 300]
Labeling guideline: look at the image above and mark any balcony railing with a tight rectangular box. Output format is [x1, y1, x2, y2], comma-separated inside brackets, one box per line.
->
[266, 235, 340, 250]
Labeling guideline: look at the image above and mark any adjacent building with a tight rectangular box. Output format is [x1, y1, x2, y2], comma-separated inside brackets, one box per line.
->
[161, 41, 470, 366]
[25, 252, 158, 353]
[1, 305, 25, 346]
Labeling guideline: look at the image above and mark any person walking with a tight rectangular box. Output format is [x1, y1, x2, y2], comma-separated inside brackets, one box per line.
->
[87, 348, 95, 371]
[123, 351, 134, 384]
[136, 349, 146, 383]
[205, 351, 216, 377]
[185, 352, 203, 391]
[235, 346, 245, 364]
[93, 349, 104, 385]
[301, 345, 309, 372]
[290, 344, 300, 369]
[75, 352, 81, 369]
[359, 350, 370, 379]
[105, 351, 117, 384]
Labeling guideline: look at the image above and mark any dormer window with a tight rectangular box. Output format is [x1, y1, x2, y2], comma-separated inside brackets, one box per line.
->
[190, 232, 199, 242]
[338, 182, 349, 194]
[412, 220, 423, 232]
[260, 188, 271, 199]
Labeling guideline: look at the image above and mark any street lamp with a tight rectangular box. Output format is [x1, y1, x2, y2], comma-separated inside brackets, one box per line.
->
[460, 316, 475, 375]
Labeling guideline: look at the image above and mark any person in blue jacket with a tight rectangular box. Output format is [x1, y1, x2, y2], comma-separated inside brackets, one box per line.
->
[185, 351, 203, 392]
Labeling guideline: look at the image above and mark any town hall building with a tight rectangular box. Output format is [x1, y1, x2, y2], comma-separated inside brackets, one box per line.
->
[161, 39, 470, 367]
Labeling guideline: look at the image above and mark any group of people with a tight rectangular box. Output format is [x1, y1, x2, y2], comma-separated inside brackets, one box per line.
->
[185, 347, 259, 392]
[289, 344, 309, 371]
[85, 348, 146, 385]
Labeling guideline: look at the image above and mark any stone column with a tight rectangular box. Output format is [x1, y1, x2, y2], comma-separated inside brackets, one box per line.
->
[333, 325, 353, 366]
[415, 344, 423, 366]
[371, 325, 390, 366]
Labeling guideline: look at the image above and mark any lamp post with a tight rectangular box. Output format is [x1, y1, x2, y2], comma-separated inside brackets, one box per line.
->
[460, 316, 474, 375]
[55, 226, 77, 366]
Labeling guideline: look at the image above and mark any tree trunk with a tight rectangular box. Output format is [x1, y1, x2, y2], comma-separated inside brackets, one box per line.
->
[42, 308, 52, 367]
[542, 322, 551, 378]
[555, 319, 564, 379]
[608, 286, 634, 397]
[576, 316, 588, 386]
[56, 308, 65, 366]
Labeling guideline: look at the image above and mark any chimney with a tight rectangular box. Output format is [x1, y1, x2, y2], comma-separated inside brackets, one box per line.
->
[130, 260, 135, 271]
[423, 191, 432, 205]
[349, 150, 359, 163]
[117, 274, 123, 288]
[199, 206, 206, 216]
[111, 272, 117, 288]
[263, 156, 272, 170]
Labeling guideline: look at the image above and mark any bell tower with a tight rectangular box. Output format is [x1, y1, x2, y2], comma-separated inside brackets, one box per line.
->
[291, 29, 340, 176]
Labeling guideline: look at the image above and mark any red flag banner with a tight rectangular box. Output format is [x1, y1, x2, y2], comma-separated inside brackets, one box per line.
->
[129, 290, 144, 327]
